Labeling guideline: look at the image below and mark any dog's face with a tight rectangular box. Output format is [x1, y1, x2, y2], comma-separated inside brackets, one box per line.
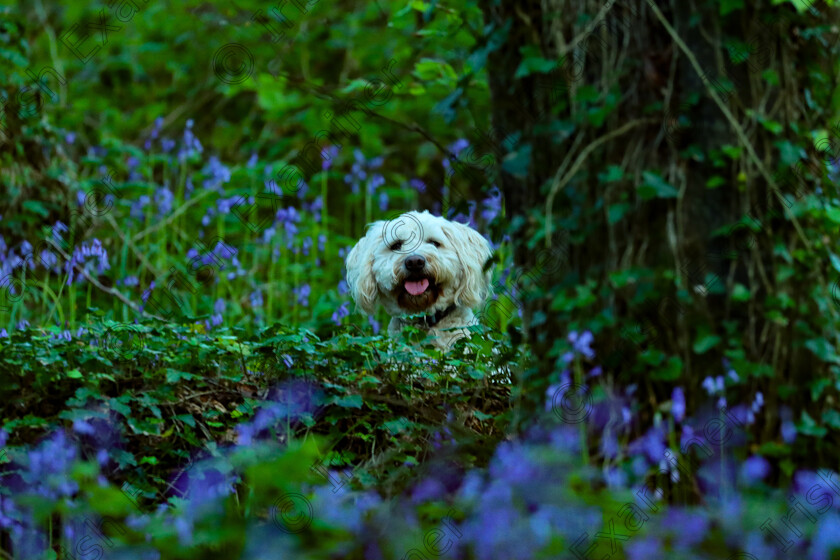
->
[345, 211, 492, 318]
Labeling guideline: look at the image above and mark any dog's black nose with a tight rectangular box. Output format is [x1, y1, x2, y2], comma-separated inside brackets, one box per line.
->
[404, 254, 426, 271]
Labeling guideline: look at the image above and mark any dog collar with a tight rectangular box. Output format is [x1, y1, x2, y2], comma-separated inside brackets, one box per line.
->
[402, 304, 458, 328]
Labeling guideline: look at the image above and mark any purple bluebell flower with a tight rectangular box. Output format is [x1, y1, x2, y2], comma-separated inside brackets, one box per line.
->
[131, 195, 151, 219]
[202, 156, 230, 190]
[247, 152, 258, 168]
[810, 515, 840, 560]
[332, 301, 350, 325]
[671, 386, 686, 422]
[294, 284, 310, 307]
[378, 191, 389, 211]
[161, 138, 175, 153]
[481, 186, 503, 222]
[368, 315, 380, 334]
[65, 132, 76, 144]
[567, 330, 595, 360]
[781, 420, 797, 443]
[155, 186, 174, 216]
[752, 391, 764, 413]
[250, 289, 263, 308]
[338, 280, 349, 296]
[318, 234, 327, 253]
[410, 478, 447, 504]
[739, 455, 770, 484]
[179, 119, 203, 161]
[322, 145, 340, 170]
[409, 178, 426, 193]
[368, 174, 385, 194]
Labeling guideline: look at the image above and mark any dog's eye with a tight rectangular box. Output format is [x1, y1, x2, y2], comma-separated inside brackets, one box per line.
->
[389, 241, 403, 251]
[428, 240, 441, 248]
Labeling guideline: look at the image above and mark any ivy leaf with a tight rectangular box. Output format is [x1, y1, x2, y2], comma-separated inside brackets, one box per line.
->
[693, 334, 721, 354]
[514, 46, 557, 78]
[638, 171, 679, 199]
[719, 0, 744, 15]
[333, 394, 363, 409]
[798, 411, 827, 437]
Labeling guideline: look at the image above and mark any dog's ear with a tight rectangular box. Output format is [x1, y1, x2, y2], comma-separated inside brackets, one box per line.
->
[441, 221, 493, 308]
[345, 222, 383, 314]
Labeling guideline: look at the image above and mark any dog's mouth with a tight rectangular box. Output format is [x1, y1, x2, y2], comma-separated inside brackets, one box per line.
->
[394, 274, 441, 312]
[404, 277, 431, 296]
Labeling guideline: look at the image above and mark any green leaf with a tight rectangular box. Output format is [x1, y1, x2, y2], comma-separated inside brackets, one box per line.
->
[334, 394, 363, 409]
[732, 284, 750, 301]
[651, 356, 683, 381]
[706, 176, 726, 189]
[719, 0, 745, 15]
[798, 411, 827, 437]
[67, 369, 82, 379]
[693, 334, 721, 354]
[607, 203, 632, 225]
[638, 171, 679, 199]
[514, 55, 558, 79]
[825, 207, 840, 224]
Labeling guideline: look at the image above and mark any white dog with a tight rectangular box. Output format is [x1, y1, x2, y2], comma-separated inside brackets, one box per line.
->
[345, 210, 493, 350]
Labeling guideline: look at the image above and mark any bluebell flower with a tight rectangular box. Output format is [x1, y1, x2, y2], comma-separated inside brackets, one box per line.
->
[627, 537, 661, 560]
[671, 386, 685, 422]
[338, 280, 349, 295]
[65, 132, 76, 144]
[378, 191, 389, 211]
[294, 284, 310, 307]
[282, 354, 294, 368]
[332, 301, 350, 325]
[131, 195, 151, 219]
[250, 289, 263, 308]
[247, 152, 258, 168]
[155, 186, 174, 216]
[409, 178, 426, 193]
[72, 419, 95, 435]
[322, 145, 340, 170]
[202, 156, 231, 190]
[810, 514, 840, 560]
[179, 119, 204, 161]
[368, 315, 380, 334]
[567, 330, 595, 359]
[161, 138, 175, 153]
[368, 173, 385, 194]
[781, 420, 797, 443]
[739, 455, 770, 485]
[318, 234, 326, 253]
[752, 391, 764, 413]
[410, 478, 446, 504]
[481, 186, 503, 222]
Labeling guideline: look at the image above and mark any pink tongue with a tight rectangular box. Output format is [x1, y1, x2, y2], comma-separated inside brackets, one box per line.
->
[404, 278, 429, 296]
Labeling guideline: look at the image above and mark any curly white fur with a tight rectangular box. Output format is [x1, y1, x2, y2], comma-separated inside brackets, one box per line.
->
[345, 210, 493, 350]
